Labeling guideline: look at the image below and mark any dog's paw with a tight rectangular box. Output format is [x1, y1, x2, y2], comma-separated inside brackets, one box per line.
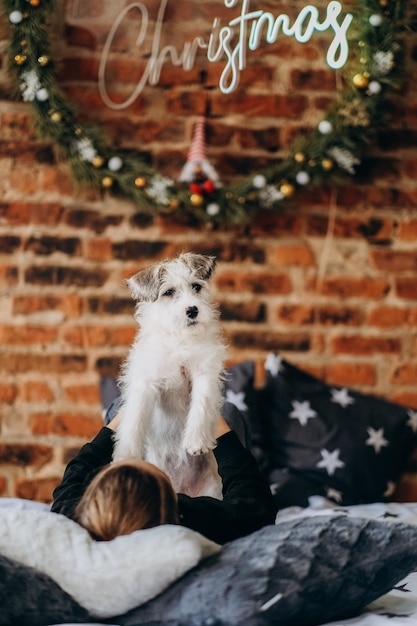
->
[183, 438, 216, 456]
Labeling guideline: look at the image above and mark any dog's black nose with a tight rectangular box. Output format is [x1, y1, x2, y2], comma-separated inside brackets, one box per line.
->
[186, 306, 198, 320]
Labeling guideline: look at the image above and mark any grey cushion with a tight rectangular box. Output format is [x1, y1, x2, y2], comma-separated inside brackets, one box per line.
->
[116, 515, 417, 626]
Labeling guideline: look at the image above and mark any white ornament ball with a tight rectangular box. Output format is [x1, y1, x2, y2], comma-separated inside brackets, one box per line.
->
[295, 171, 310, 185]
[368, 80, 382, 95]
[35, 88, 49, 102]
[108, 156, 123, 172]
[253, 174, 267, 189]
[318, 120, 333, 135]
[369, 14, 383, 27]
[206, 203, 220, 216]
[9, 10, 23, 24]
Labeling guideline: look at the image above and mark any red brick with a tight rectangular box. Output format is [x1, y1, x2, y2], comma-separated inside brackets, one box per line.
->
[331, 335, 401, 355]
[325, 362, 376, 386]
[272, 245, 315, 267]
[0, 265, 18, 286]
[63, 383, 101, 404]
[1, 354, 87, 374]
[0, 444, 53, 467]
[20, 381, 54, 403]
[390, 392, 417, 410]
[307, 216, 394, 240]
[367, 306, 409, 327]
[398, 220, 417, 241]
[85, 238, 113, 261]
[370, 249, 417, 272]
[31, 413, 103, 437]
[15, 477, 60, 504]
[62, 325, 135, 348]
[0, 383, 17, 404]
[290, 68, 337, 91]
[0, 202, 63, 225]
[0, 112, 33, 139]
[13, 294, 83, 317]
[396, 278, 417, 300]
[216, 271, 292, 294]
[309, 276, 390, 299]
[391, 364, 417, 385]
[249, 213, 303, 237]
[0, 325, 58, 345]
[276, 305, 361, 326]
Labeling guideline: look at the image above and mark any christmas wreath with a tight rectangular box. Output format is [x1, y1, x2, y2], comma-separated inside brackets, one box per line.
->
[2, 0, 408, 226]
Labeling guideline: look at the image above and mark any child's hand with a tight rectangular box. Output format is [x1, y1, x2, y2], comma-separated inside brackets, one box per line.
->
[215, 415, 231, 439]
[107, 413, 120, 431]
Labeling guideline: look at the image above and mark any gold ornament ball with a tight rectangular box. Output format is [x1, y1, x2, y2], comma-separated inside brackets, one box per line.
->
[294, 152, 306, 163]
[280, 183, 295, 198]
[190, 193, 204, 207]
[38, 55, 49, 66]
[168, 198, 180, 211]
[322, 158, 334, 171]
[353, 73, 369, 89]
[101, 176, 113, 189]
[50, 111, 62, 122]
[92, 156, 104, 168]
[134, 176, 147, 188]
[29, 0, 41, 5]
[14, 54, 27, 66]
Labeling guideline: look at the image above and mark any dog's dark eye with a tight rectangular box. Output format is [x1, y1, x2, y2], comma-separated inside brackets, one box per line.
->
[162, 288, 175, 297]
[192, 283, 202, 293]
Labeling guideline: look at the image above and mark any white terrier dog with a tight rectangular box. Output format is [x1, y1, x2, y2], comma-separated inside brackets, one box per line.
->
[113, 253, 226, 499]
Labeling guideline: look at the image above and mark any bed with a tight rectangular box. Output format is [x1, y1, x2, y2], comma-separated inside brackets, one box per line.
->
[2, 354, 417, 626]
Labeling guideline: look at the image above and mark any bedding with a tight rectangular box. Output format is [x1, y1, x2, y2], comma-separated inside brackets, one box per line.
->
[1, 500, 417, 625]
[3, 354, 417, 625]
[0, 506, 219, 619]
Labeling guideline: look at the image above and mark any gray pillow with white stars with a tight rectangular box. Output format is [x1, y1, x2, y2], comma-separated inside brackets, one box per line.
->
[262, 353, 417, 507]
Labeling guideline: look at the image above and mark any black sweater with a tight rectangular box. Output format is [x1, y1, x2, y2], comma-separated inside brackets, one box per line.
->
[51, 428, 277, 544]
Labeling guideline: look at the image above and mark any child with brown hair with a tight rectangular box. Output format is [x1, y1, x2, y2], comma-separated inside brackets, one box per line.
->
[52, 404, 276, 544]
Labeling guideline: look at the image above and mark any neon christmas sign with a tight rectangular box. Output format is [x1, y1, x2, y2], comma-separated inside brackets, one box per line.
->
[98, 0, 353, 109]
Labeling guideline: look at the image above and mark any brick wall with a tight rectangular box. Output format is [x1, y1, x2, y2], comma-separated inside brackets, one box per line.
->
[0, 0, 417, 502]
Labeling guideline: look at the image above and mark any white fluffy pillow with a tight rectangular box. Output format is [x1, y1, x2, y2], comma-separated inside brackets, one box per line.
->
[0, 508, 220, 618]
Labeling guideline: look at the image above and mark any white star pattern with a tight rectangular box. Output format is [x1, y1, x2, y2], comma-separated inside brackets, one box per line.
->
[330, 387, 355, 408]
[317, 449, 345, 476]
[384, 481, 397, 498]
[406, 409, 417, 433]
[289, 400, 317, 426]
[365, 427, 389, 454]
[265, 353, 283, 377]
[225, 390, 248, 412]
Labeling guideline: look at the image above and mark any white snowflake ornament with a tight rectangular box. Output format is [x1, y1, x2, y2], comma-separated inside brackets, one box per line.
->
[76, 139, 97, 162]
[329, 147, 360, 175]
[259, 185, 284, 208]
[146, 175, 173, 206]
[20, 70, 42, 102]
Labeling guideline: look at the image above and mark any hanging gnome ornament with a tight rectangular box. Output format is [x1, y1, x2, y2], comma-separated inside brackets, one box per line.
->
[179, 117, 221, 205]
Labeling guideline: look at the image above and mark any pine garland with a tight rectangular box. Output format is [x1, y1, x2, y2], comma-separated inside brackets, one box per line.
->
[1, 0, 409, 226]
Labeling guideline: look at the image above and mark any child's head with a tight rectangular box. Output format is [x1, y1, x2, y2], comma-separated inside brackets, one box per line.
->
[75, 459, 179, 541]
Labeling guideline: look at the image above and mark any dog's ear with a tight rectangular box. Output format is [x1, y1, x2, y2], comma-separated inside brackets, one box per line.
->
[126, 265, 164, 302]
[180, 253, 217, 280]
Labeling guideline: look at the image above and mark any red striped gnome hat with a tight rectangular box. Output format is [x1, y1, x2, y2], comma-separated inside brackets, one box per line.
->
[178, 117, 222, 187]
